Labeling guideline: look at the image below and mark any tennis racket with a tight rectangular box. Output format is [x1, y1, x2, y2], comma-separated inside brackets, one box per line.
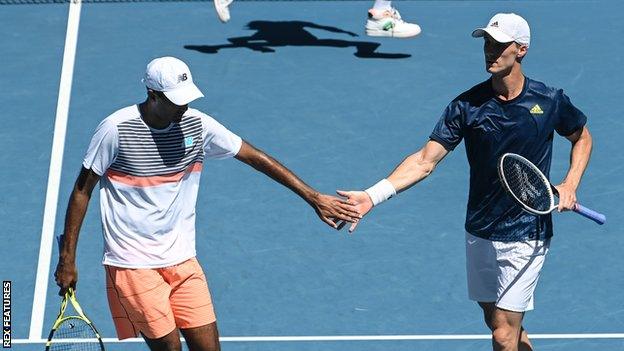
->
[498, 153, 606, 225]
[45, 287, 105, 351]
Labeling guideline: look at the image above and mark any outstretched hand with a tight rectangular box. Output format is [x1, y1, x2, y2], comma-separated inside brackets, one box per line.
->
[311, 193, 362, 229]
[336, 190, 373, 233]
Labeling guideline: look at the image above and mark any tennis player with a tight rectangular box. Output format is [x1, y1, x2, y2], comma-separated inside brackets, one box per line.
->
[54, 56, 361, 351]
[338, 13, 593, 351]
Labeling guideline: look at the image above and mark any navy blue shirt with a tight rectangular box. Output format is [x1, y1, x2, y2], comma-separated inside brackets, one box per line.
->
[430, 77, 587, 241]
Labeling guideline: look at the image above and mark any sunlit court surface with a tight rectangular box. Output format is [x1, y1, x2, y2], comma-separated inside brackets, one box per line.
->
[1, 0, 623, 350]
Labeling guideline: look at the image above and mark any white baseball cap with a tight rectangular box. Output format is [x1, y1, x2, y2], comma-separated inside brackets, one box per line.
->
[142, 56, 204, 106]
[472, 13, 530, 48]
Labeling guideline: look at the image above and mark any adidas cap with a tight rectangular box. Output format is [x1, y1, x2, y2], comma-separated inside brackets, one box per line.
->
[472, 13, 531, 48]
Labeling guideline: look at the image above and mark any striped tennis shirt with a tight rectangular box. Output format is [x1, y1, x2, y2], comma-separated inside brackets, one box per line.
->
[83, 105, 242, 268]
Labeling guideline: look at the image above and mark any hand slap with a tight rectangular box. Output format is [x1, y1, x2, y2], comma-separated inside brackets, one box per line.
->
[313, 193, 362, 229]
[336, 190, 374, 233]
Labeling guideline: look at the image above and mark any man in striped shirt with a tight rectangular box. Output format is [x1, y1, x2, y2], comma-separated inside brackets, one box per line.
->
[54, 56, 360, 351]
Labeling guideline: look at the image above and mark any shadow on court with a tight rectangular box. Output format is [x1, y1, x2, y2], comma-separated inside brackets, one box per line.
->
[184, 20, 411, 59]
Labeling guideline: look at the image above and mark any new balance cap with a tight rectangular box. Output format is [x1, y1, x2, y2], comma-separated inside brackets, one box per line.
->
[472, 13, 530, 48]
[142, 57, 204, 106]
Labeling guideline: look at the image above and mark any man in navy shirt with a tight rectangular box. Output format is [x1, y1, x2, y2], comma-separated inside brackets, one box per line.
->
[339, 13, 593, 351]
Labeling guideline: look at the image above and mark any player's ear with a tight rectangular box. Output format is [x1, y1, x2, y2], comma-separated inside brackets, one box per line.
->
[516, 43, 528, 59]
[146, 88, 158, 101]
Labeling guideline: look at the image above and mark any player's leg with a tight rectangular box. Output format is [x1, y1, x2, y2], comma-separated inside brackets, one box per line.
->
[479, 302, 532, 351]
[105, 265, 179, 348]
[466, 232, 524, 350]
[372, 0, 392, 11]
[491, 238, 550, 351]
[489, 307, 526, 351]
[366, 0, 421, 38]
[142, 329, 183, 351]
[180, 322, 221, 351]
[478, 301, 496, 330]
[518, 327, 532, 351]
[214, 0, 233, 23]
[167, 258, 220, 351]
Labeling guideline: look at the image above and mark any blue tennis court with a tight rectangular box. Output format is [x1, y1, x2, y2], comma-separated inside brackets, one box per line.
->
[1, 0, 623, 350]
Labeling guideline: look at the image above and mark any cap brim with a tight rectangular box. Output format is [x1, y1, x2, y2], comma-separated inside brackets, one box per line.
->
[163, 83, 204, 106]
[471, 27, 514, 43]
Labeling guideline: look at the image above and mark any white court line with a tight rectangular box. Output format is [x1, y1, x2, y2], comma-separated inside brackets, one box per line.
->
[28, 0, 82, 341]
[13, 333, 624, 344]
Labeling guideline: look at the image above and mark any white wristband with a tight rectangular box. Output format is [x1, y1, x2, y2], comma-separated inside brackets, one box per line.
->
[365, 179, 396, 206]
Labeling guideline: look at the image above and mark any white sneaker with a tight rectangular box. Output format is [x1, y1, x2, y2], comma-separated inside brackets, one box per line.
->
[214, 0, 233, 23]
[365, 8, 421, 38]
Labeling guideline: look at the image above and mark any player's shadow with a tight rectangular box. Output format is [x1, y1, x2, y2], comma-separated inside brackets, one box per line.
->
[184, 20, 411, 59]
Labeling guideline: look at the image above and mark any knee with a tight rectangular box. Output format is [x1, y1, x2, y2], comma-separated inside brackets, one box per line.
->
[492, 326, 518, 349]
[165, 339, 182, 351]
[143, 331, 182, 351]
[181, 323, 220, 351]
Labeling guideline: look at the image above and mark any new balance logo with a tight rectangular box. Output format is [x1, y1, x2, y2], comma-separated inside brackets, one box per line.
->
[530, 104, 544, 114]
[490, 21, 498, 27]
[184, 136, 194, 147]
[178, 73, 188, 83]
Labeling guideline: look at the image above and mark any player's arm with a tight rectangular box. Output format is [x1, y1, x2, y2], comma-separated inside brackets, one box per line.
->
[54, 167, 100, 296]
[554, 126, 593, 211]
[337, 140, 450, 232]
[387, 140, 450, 193]
[234, 140, 361, 229]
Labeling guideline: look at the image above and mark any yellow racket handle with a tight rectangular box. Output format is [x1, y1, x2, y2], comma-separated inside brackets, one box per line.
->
[66, 287, 94, 324]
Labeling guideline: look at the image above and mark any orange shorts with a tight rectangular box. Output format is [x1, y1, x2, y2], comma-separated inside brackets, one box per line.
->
[105, 257, 216, 340]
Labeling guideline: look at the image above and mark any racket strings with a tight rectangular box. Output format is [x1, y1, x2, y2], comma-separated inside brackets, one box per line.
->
[502, 158, 552, 212]
[49, 317, 101, 351]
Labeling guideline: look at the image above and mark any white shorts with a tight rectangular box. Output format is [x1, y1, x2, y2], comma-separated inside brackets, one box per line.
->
[465, 232, 550, 312]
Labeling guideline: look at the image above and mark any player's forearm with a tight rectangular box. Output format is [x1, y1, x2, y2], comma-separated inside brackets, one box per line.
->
[244, 149, 319, 205]
[365, 142, 447, 206]
[59, 190, 91, 264]
[562, 129, 593, 190]
[387, 150, 437, 193]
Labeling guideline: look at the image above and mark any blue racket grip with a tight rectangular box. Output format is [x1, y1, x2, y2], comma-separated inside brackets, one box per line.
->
[573, 204, 606, 225]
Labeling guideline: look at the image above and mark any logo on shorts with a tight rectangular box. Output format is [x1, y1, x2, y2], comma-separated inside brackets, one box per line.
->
[184, 136, 194, 147]
[530, 104, 544, 115]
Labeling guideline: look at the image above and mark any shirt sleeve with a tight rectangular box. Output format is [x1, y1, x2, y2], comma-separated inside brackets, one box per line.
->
[201, 114, 243, 159]
[82, 118, 119, 176]
[553, 90, 587, 136]
[429, 100, 465, 151]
